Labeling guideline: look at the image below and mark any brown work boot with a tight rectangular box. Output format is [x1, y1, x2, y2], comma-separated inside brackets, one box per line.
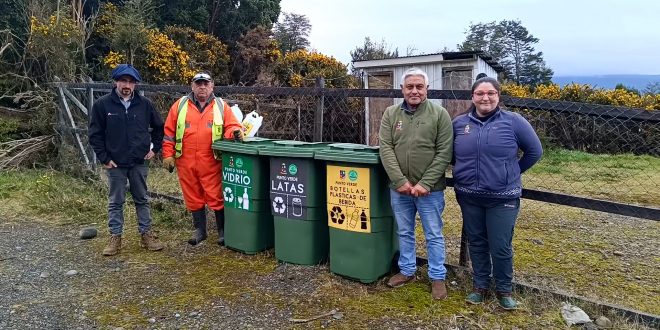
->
[387, 273, 414, 288]
[102, 235, 122, 256]
[431, 280, 448, 300]
[140, 230, 164, 251]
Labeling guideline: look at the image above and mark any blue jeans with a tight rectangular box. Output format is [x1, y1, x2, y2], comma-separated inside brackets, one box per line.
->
[457, 194, 520, 293]
[390, 189, 447, 280]
[106, 164, 152, 235]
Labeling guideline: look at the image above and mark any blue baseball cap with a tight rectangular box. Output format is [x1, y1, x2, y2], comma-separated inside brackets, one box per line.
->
[111, 64, 142, 82]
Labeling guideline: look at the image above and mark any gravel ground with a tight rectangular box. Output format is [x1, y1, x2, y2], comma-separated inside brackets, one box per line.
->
[0, 220, 299, 329]
[2, 214, 657, 330]
[0, 220, 443, 330]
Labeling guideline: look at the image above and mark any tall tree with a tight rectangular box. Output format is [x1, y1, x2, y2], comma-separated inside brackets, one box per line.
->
[231, 26, 280, 85]
[459, 20, 553, 86]
[349, 37, 398, 75]
[207, 0, 280, 46]
[155, 0, 208, 32]
[272, 12, 310, 55]
[350, 37, 399, 62]
[643, 82, 660, 95]
[110, 0, 157, 65]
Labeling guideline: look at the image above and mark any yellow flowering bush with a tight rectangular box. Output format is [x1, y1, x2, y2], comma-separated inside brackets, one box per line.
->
[103, 51, 125, 69]
[534, 83, 561, 100]
[640, 94, 660, 110]
[144, 30, 194, 84]
[164, 26, 231, 85]
[500, 81, 658, 110]
[273, 49, 357, 88]
[27, 15, 84, 80]
[559, 83, 594, 102]
[501, 83, 531, 98]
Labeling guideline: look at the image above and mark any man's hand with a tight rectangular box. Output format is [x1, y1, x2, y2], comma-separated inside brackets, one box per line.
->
[410, 184, 429, 197]
[232, 129, 243, 141]
[103, 160, 117, 169]
[163, 157, 175, 173]
[396, 181, 413, 195]
[144, 150, 155, 160]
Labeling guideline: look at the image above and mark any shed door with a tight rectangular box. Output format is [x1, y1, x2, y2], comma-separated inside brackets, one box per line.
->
[368, 72, 394, 146]
[442, 68, 473, 119]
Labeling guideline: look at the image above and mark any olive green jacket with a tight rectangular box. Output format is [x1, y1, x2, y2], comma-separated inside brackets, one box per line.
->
[378, 100, 453, 191]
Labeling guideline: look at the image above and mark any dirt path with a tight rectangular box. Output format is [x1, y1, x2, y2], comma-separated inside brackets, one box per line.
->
[0, 220, 305, 329]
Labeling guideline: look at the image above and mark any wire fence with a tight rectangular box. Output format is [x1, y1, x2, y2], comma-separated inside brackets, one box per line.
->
[49, 81, 660, 323]
[53, 82, 659, 221]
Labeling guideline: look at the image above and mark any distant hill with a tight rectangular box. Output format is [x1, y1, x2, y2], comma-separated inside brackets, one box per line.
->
[551, 75, 660, 91]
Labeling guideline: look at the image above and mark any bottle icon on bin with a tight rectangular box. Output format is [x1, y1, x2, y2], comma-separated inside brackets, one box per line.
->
[239, 188, 249, 210]
[292, 197, 303, 216]
[348, 209, 359, 229]
[360, 210, 368, 230]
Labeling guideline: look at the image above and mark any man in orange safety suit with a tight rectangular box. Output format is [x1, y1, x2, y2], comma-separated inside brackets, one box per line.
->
[162, 72, 243, 246]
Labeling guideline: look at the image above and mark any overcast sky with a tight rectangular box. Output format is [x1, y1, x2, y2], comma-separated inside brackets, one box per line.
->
[279, 0, 660, 76]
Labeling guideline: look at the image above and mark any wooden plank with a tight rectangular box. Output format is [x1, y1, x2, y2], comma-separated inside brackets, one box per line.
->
[57, 86, 90, 166]
[87, 81, 96, 167]
[446, 178, 659, 221]
[62, 87, 88, 115]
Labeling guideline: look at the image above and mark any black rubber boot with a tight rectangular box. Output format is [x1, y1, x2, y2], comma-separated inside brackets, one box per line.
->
[215, 210, 225, 246]
[187, 209, 207, 245]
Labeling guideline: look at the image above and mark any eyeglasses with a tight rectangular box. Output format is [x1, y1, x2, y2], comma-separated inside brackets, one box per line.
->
[473, 91, 499, 98]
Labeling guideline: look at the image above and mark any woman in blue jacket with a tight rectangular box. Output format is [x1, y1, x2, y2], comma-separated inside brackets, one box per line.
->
[452, 77, 542, 310]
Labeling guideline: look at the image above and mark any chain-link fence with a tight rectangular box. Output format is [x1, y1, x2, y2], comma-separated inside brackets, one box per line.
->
[54, 82, 659, 220]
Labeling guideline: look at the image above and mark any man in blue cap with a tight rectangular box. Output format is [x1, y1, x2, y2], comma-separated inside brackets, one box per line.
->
[88, 64, 165, 256]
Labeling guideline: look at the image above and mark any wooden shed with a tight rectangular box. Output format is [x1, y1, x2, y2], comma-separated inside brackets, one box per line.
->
[353, 51, 504, 145]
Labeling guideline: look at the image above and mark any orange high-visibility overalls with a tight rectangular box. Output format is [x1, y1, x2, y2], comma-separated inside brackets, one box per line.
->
[162, 95, 242, 211]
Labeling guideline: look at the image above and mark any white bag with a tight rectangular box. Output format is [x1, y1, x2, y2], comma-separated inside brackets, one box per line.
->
[241, 111, 263, 137]
[230, 104, 244, 123]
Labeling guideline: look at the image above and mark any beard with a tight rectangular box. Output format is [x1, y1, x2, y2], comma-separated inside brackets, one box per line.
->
[120, 88, 132, 97]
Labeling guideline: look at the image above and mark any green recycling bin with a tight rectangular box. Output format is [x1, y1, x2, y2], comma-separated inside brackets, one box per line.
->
[259, 141, 329, 265]
[314, 143, 398, 283]
[212, 137, 275, 254]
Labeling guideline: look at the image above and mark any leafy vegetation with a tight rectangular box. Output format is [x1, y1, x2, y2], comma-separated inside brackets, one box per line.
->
[273, 12, 311, 55]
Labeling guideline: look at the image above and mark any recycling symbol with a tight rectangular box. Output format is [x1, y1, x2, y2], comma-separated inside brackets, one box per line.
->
[330, 206, 345, 224]
[223, 187, 234, 203]
[273, 196, 286, 214]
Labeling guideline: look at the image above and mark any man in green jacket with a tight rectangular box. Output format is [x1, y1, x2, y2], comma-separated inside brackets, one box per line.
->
[379, 67, 453, 300]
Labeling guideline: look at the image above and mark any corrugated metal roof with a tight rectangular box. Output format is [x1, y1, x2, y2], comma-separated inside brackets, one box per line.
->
[353, 50, 505, 73]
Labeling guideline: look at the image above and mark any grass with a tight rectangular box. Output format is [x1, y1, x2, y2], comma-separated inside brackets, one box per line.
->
[427, 194, 660, 316]
[1, 163, 658, 328]
[525, 148, 660, 205]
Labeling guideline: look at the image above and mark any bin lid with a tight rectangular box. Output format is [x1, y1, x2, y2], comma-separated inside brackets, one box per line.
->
[314, 143, 381, 164]
[212, 137, 274, 155]
[258, 140, 329, 158]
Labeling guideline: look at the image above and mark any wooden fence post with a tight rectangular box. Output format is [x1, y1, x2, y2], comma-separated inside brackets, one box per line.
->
[458, 224, 470, 267]
[313, 77, 325, 142]
[86, 78, 96, 168]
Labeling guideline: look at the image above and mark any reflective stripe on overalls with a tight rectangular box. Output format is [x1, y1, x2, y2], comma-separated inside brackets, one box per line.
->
[174, 96, 225, 158]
